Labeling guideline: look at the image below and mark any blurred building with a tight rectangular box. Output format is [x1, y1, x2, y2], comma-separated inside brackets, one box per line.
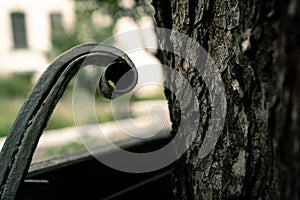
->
[0, 0, 74, 74]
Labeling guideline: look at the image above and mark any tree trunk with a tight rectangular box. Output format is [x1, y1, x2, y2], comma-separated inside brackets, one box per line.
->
[152, 0, 299, 199]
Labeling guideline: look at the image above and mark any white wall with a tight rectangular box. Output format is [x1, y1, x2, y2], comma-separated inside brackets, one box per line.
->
[0, 0, 74, 74]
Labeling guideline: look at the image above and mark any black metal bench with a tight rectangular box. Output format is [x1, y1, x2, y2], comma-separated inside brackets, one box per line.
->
[18, 130, 174, 200]
[0, 43, 174, 199]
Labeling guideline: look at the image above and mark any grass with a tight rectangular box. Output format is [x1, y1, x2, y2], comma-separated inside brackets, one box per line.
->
[0, 74, 118, 137]
[0, 98, 25, 137]
[0, 95, 116, 137]
[0, 73, 166, 158]
[0, 74, 32, 137]
[0, 73, 33, 98]
[45, 142, 85, 158]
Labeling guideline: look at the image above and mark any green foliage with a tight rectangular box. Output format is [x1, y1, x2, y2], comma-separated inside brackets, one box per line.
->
[130, 91, 166, 102]
[0, 81, 115, 137]
[0, 98, 24, 137]
[47, 30, 80, 60]
[93, 0, 153, 21]
[0, 73, 33, 98]
[0, 74, 33, 136]
[48, 0, 153, 59]
[0, 0, 157, 138]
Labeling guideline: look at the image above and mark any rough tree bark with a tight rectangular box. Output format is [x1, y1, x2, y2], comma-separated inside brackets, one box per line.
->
[152, 0, 299, 199]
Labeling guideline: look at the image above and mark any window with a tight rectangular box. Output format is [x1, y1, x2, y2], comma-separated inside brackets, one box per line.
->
[50, 13, 63, 32]
[11, 12, 28, 49]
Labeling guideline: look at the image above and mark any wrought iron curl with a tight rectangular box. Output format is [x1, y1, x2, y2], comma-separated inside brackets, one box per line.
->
[0, 43, 138, 199]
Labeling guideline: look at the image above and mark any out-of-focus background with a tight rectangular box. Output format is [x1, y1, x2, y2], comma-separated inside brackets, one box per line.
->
[0, 0, 170, 162]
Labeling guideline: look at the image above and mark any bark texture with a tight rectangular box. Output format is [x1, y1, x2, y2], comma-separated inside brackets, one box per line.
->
[152, 0, 299, 199]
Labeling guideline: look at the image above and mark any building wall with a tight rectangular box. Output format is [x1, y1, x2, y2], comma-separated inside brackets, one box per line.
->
[0, 0, 74, 73]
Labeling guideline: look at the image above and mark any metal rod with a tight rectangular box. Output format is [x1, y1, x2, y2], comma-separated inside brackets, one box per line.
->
[0, 43, 138, 199]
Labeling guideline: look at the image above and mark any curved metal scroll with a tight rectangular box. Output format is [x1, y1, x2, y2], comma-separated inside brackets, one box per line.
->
[0, 43, 138, 199]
